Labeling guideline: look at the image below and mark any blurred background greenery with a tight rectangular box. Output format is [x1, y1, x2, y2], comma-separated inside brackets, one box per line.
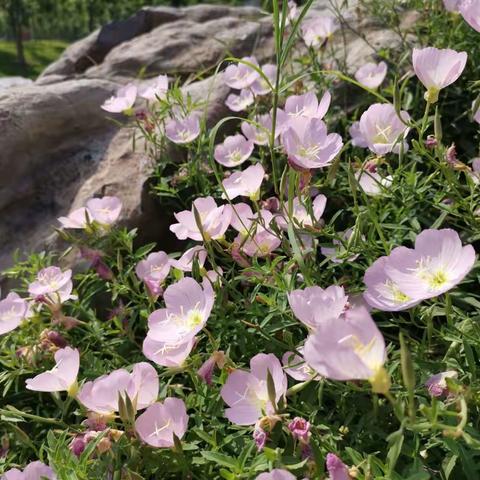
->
[0, 0, 247, 78]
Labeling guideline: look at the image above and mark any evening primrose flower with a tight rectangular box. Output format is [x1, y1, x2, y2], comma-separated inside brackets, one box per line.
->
[101, 84, 137, 113]
[238, 209, 281, 258]
[354, 61, 388, 89]
[135, 398, 188, 448]
[0, 292, 30, 335]
[281, 117, 343, 170]
[224, 56, 260, 89]
[26, 347, 79, 396]
[285, 91, 331, 125]
[77, 362, 158, 415]
[251, 64, 277, 96]
[241, 110, 288, 146]
[169, 246, 207, 272]
[301, 16, 338, 47]
[443, 0, 462, 12]
[165, 112, 201, 144]
[58, 196, 122, 229]
[221, 353, 287, 425]
[282, 349, 318, 382]
[256, 470, 296, 480]
[364, 228, 475, 311]
[146, 278, 214, 345]
[412, 47, 467, 103]
[214, 134, 254, 167]
[349, 121, 368, 148]
[28, 266, 75, 305]
[138, 74, 168, 100]
[459, 0, 480, 32]
[276, 194, 327, 230]
[170, 196, 232, 241]
[2, 461, 57, 480]
[303, 306, 390, 394]
[143, 335, 196, 367]
[358, 103, 410, 155]
[135, 251, 171, 298]
[326, 453, 351, 480]
[222, 163, 265, 200]
[225, 89, 254, 112]
[356, 170, 392, 197]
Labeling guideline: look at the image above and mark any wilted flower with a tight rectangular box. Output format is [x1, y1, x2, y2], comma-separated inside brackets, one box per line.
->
[354, 61, 388, 89]
[358, 103, 410, 155]
[356, 170, 392, 196]
[326, 453, 351, 480]
[214, 134, 254, 167]
[473, 100, 480, 124]
[425, 135, 438, 148]
[170, 196, 232, 241]
[288, 285, 348, 330]
[364, 229, 475, 311]
[256, 469, 296, 480]
[459, 0, 480, 33]
[2, 461, 57, 480]
[250, 64, 277, 95]
[276, 194, 327, 230]
[78, 362, 158, 415]
[58, 196, 122, 229]
[282, 350, 318, 381]
[304, 305, 390, 394]
[0, 292, 30, 335]
[412, 47, 467, 103]
[288, 417, 311, 442]
[169, 246, 207, 272]
[425, 370, 458, 398]
[253, 425, 268, 451]
[222, 163, 265, 200]
[282, 117, 343, 170]
[135, 251, 171, 298]
[138, 74, 168, 100]
[26, 347, 79, 395]
[28, 266, 75, 305]
[197, 351, 226, 385]
[165, 112, 201, 144]
[284, 91, 331, 124]
[135, 398, 188, 448]
[221, 353, 287, 425]
[301, 16, 338, 47]
[224, 56, 260, 89]
[39, 329, 68, 351]
[101, 84, 137, 113]
[225, 89, 254, 112]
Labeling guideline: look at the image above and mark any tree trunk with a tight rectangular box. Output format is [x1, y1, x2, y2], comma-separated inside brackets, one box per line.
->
[7, 0, 27, 69]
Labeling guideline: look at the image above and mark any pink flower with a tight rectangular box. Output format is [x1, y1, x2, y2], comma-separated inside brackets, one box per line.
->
[135, 398, 188, 448]
[214, 134, 254, 167]
[2, 461, 56, 480]
[58, 196, 122, 229]
[146, 278, 214, 345]
[473, 99, 480, 124]
[101, 84, 137, 113]
[222, 163, 265, 200]
[241, 110, 288, 146]
[282, 118, 343, 170]
[221, 353, 287, 425]
[26, 347, 79, 395]
[460, 0, 480, 32]
[354, 61, 388, 89]
[143, 336, 196, 367]
[165, 112, 201, 144]
[443, 0, 462, 12]
[0, 292, 30, 335]
[301, 16, 338, 47]
[364, 229, 475, 311]
[356, 170, 392, 196]
[282, 350, 318, 381]
[425, 370, 458, 398]
[284, 91, 331, 123]
[412, 47, 467, 103]
[169, 246, 207, 272]
[277, 194, 327, 229]
[230, 202, 256, 235]
[224, 56, 259, 89]
[170, 196, 232, 241]
[288, 417, 311, 442]
[135, 251, 171, 297]
[321, 228, 361, 264]
[238, 210, 282, 258]
[28, 266, 74, 305]
[225, 89, 254, 112]
[303, 306, 389, 392]
[256, 470, 296, 480]
[349, 121, 368, 148]
[253, 425, 268, 451]
[139, 74, 168, 100]
[326, 453, 350, 480]
[78, 362, 158, 415]
[250, 64, 277, 96]
[197, 351, 225, 385]
[358, 103, 410, 155]
[288, 285, 348, 330]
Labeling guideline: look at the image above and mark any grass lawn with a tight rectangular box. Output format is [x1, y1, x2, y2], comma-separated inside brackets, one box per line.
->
[0, 39, 69, 79]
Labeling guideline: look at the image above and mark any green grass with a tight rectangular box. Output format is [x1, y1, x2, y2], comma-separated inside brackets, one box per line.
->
[0, 40, 69, 79]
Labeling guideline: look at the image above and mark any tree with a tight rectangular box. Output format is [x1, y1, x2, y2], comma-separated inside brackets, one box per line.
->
[0, 0, 29, 69]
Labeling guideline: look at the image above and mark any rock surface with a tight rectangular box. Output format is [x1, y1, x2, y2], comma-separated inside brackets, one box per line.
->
[0, 1, 417, 273]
